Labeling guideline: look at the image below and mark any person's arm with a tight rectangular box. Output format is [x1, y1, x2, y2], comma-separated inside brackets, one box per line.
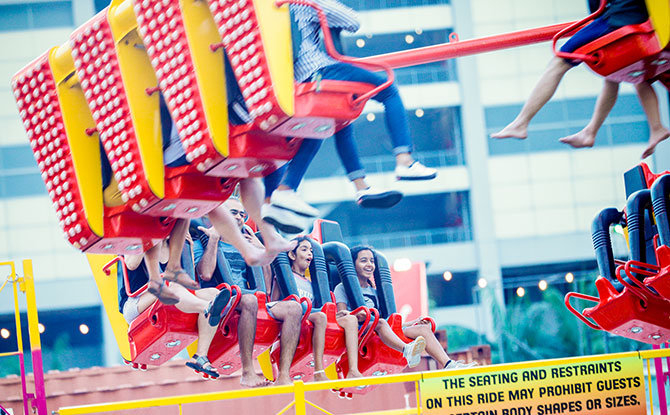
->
[194, 228, 220, 282]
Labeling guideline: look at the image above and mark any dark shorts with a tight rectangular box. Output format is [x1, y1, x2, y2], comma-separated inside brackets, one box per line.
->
[559, 17, 617, 64]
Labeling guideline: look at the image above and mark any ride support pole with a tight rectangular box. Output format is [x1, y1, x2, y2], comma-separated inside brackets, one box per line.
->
[5, 261, 31, 415]
[653, 343, 668, 415]
[359, 22, 574, 70]
[23, 259, 48, 415]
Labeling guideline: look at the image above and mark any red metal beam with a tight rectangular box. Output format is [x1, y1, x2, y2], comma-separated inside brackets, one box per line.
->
[357, 22, 575, 70]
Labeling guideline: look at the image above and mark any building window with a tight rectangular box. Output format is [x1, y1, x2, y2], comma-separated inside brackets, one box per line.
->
[342, 29, 458, 84]
[428, 270, 477, 307]
[305, 106, 463, 179]
[0, 2, 73, 32]
[321, 191, 472, 249]
[340, 0, 450, 11]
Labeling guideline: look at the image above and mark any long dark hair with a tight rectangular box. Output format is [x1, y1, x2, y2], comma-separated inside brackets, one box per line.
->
[350, 245, 376, 289]
[289, 236, 313, 279]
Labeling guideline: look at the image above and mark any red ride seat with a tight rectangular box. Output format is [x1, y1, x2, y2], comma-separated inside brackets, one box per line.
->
[268, 302, 373, 382]
[337, 313, 409, 380]
[127, 301, 199, 367]
[70, 7, 238, 219]
[206, 291, 282, 375]
[565, 275, 670, 344]
[574, 20, 670, 83]
[208, 0, 393, 139]
[11, 48, 174, 255]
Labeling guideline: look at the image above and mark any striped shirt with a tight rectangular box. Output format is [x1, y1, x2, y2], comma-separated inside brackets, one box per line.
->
[291, 0, 361, 82]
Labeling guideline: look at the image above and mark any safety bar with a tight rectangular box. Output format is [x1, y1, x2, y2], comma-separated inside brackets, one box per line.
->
[552, 0, 606, 63]
[359, 307, 380, 349]
[281, 294, 312, 325]
[620, 260, 662, 303]
[274, 0, 394, 106]
[103, 256, 148, 298]
[564, 291, 602, 330]
[413, 316, 437, 333]
[221, 284, 243, 329]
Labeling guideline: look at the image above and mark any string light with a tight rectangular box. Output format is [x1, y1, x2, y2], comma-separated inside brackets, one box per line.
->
[38, 323, 45, 334]
[79, 324, 89, 335]
[538, 280, 548, 291]
[1, 328, 10, 339]
[516, 287, 525, 297]
[415, 108, 424, 118]
[356, 39, 365, 48]
[477, 278, 488, 288]
[366, 113, 376, 122]
[443, 271, 452, 281]
[565, 272, 574, 283]
[405, 34, 414, 44]
[393, 258, 412, 272]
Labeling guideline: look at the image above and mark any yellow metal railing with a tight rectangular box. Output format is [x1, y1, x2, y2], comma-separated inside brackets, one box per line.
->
[56, 348, 670, 415]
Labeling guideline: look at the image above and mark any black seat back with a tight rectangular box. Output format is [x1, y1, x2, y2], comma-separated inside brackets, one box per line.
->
[322, 241, 366, 308]
[371, 250, 396, 319]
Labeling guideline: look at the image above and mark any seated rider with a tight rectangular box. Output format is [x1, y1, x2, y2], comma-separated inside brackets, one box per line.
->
[559, 77, 670, 158]
[491, 0, 649, 143]
[259, 0, 438, 231]
[193, 199, 304, 386]
[101, 137, 197, 305]
[335, 245, 475, 370]
[101, 92, 294, 302]
[118, 238, 232, 378]
[280, 236, 363, 379]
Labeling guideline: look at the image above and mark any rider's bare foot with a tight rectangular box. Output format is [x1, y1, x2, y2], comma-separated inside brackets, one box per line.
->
[147, 279, 180, 305]
[238, 244, 274, 267]
[642, 127, 670, 159]
[240, 372, 270, 388]
[559, 129, 596, 148]
[490, 121, 528, 140]
[263, 231, 297, 257]
[274, 375, 293, 386]
[346, 370, 363, 379]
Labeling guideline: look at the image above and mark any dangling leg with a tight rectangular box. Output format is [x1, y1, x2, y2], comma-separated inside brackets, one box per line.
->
[560, 80, 619, 148]
[491, 57, 573, 139]
[636, 81, 670, 158]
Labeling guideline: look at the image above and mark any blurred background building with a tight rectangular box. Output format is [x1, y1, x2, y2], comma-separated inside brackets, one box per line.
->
[0, 0, 668, 371]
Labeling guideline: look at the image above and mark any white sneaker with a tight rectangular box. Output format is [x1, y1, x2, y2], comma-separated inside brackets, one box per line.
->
[445, 360, 477, 370]
[270, 190, 320, 218]
[402, 336, 426, 368]
[355, 187, 403, 208]
[395, 161, 437, 181]
[261, 204, 310, 234]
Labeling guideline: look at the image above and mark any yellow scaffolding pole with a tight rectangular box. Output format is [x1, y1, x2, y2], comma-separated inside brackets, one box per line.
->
[56, 348, 670, 415]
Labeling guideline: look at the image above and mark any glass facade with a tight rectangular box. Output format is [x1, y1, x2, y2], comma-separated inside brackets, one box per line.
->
[0, 1, 73, 31]
[340, 0, 450, 11]
[321, 192, 472, 249]
[342, 29, 458, 85]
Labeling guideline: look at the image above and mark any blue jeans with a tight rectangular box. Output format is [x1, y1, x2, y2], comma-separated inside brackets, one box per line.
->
[264, 62, 413, 194]
[264, 139, 322, 197]
[322, 63, 412, 180]
[560, 17, 617, 64]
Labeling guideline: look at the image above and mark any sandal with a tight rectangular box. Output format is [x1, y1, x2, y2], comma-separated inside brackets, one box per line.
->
[204, 287, 232, 327]
[147, 280, 179, 305]
[186, 354, 219, 379]
[163, 268, 199, 289]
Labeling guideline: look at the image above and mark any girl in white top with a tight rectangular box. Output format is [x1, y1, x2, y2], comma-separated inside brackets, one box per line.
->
[287, 236, 363, 379]
[337, 246, 475, 370]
